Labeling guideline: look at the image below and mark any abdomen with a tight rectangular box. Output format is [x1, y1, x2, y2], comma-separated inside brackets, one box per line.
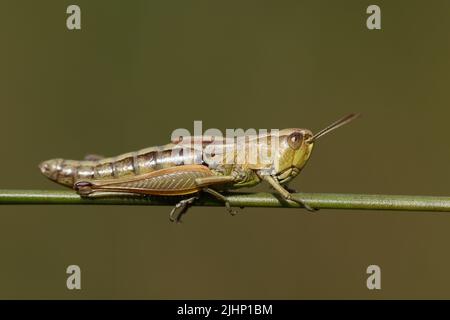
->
[39, 144, 203, 188]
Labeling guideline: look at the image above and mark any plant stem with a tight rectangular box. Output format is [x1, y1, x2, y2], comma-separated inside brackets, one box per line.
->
[0, 189, 450, 212]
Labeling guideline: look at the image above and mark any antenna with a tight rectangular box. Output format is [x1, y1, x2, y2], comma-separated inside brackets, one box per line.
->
[308, 113, 360, 143]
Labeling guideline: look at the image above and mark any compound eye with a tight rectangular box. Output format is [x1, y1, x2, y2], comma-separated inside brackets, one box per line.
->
[288, 132, 303, 149]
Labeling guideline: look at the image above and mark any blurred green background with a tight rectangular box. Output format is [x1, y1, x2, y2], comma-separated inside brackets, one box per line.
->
[0, 0, 449, 299]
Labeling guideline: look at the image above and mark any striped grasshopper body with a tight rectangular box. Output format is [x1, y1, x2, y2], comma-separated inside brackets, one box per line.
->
[39, 114, 358, 222]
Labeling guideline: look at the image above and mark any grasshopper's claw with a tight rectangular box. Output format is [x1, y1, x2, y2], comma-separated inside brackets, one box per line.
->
[169, 196, 198, 223]
[225, 201, 238, 216]
[287, 195, 318, 212]
[300, 201, 318, 212]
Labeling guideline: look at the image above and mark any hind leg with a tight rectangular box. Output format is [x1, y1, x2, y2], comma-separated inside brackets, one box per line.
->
[169, 196, 199, 223]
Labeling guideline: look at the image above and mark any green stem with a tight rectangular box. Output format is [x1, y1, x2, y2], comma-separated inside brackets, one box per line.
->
[0, 189, 450, 212]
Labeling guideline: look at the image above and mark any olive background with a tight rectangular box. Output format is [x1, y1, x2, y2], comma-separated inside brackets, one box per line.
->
[0, 0, 449, 299]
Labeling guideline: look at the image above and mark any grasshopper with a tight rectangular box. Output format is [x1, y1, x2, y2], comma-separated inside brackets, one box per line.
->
[39, 114, 359, 222]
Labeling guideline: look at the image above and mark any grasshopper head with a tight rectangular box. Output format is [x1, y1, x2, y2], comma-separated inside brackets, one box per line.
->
[273, 113, 360, 183]
[273, 128, 314, 183]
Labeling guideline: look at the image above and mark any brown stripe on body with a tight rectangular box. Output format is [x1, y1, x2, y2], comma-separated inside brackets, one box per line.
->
[132, 153, 139, 175]
[56, 160, 78, 186]
[94, 162, 114, 179]
[157, 148, 184, 169]
[110, 153, 136, 178]
[76, 165, 95, 181]
[135, 147, 159, 174]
